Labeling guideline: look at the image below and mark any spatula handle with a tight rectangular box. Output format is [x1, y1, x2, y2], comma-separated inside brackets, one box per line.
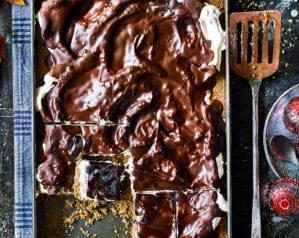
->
[250, 79, 262, 238]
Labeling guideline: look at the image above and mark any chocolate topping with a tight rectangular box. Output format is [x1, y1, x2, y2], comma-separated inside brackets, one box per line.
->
[37, 124, 127, 193]
[75, 160, 125, 201]
[131, 100, 224, 190]
[37, 125, 81, 194]
[38, 0, 217, 123]
[135, 193, 176, 238]
[36, 0, 226, 236]
[134, 190, 224, 238]
[37, 0, 225, 191]
[177, 190, 223, 237]
[81, 125, 126, 154]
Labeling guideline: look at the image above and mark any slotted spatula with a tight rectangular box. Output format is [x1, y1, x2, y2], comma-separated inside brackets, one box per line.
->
[230, 10, 281, 238]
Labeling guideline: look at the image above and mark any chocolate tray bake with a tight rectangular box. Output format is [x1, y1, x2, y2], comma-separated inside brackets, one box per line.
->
[32, 0, 231, 237]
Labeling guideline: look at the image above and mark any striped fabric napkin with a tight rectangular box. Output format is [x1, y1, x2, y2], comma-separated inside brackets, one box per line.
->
[12, 3, 33, 238]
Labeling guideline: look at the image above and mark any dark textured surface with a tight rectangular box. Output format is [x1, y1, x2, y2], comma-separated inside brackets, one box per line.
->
[1, 1, 299, 238]
[229, 1, 299, 237]
[0, 2, 14, 238]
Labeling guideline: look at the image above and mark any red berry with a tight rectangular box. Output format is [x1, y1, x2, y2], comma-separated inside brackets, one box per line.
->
[289, 97, 299, 115]
[283, 97, 299, 134]
[269, 178, 299, 216]
[0, 34, 5, 64]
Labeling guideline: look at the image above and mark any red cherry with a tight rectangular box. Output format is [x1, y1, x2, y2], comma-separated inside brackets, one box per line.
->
[269, 178, 299, 216]
[270, 189, 297, 216]
[0, 34, 5, 64]
[288, 97, 299, 115]
[283, 97, 299, 134]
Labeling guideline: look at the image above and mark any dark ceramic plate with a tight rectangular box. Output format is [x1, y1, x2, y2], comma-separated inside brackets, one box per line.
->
[263, 83, 299, 180]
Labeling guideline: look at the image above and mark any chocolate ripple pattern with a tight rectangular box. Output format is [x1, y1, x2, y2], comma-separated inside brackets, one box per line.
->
[35, 0, 227, 237]
[37, 0, 220, 123]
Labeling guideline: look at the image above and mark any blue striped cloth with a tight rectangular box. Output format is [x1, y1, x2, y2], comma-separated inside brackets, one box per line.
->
[12, 2, 33, 238]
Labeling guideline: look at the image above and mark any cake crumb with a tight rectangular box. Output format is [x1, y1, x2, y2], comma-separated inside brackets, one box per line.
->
[110, 183, 135, 231]
[62, 178, 134, 236]
[288, 19, 294, 24]
[64, 199, 107, 226]
[207, 0, 224, 11]
[80, 227, 91, 237]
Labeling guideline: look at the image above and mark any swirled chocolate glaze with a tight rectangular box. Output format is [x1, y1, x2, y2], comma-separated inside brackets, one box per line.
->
[37, 0, 225, 191]
[177, 190, 223, 237]
[135, 193, 176, 238]
[135, 190, 224, 238]
[38, 0, 217, 123]
[36, 0, 226, 235]
[36, 125, 81, 194]
[37, 124, 126, 193]
[74, 160, 125, 201]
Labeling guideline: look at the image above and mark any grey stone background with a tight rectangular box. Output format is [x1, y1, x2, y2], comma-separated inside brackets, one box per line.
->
[0, 2, 14, 238]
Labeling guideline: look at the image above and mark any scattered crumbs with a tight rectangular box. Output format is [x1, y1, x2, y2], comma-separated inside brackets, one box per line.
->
[131, 223, 137, 238]
[281, 27, 297, 54]
[61, 176, 134, 237]
[110, 181, 135, 233]
[236, 0, 262, 10]
[80, 227, 91, 237]
[213, 71, 225, 101]
[207, 0, 224, 11]
[64, 199, 107, 227]
[109, 152, 131, 165]
[288, 19, 294, 24]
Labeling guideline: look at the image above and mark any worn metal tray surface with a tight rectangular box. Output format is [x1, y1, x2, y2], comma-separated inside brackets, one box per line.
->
[33, 1, 230, 238]
[229, 0, 299, 237]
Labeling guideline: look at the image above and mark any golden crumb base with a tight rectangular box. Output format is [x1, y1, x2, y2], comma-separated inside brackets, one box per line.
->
[65, 177, 135, 237]
[213, 65, 226, 116]
[64, 200, 108, 227]
[111, 187, 135, 234]
[35, 0, 227, 237]
[208, 0, 225, 11]
[218, 215, 228, 238]
[107, 151, 131, 165]
[73, 162, 83, 200]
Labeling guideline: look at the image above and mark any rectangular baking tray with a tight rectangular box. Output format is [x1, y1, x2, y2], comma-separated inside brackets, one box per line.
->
[31, 1, 232, 237]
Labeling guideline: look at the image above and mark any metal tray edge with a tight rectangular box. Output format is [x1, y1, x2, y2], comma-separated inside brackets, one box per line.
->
[224, 0, 232, 237]
[31, 0, 37, 237]
[30, 0, 232, 237]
